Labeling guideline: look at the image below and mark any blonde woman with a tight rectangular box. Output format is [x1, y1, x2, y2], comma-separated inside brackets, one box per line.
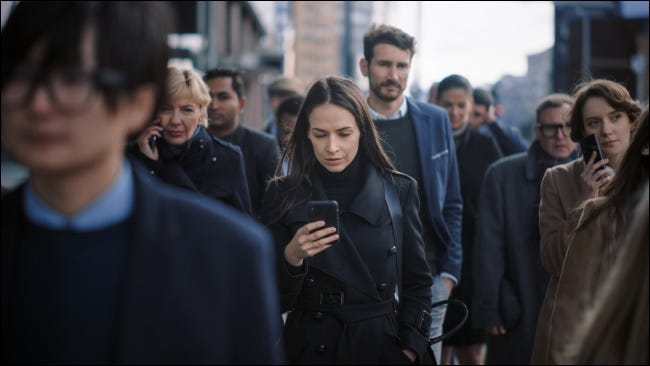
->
[131, 67, 252, 214]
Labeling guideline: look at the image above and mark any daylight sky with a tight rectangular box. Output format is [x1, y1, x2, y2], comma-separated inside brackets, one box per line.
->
[386, 1, 554, 88]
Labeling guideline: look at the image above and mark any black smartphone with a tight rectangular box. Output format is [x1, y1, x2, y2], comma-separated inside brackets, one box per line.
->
[148, 135, 158, 150]
[307, 200, 340, 245]
[580, 134, 605, 171]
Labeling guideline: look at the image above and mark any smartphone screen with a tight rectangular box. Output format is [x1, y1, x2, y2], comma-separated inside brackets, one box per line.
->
[307, 200, 340, 245]
[580, 134, 605, 171]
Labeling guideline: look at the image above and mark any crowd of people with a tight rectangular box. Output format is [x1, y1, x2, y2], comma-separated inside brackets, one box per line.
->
[2, 2, 648, 365]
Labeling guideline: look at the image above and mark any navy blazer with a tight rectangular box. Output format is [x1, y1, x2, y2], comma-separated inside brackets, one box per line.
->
[406, 97, 463, 280]
[1, 161, 284, 364]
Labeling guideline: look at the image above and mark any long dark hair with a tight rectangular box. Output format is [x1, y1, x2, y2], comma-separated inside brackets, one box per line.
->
[577, 107, 649, 233]
[270, 76, 394, 216]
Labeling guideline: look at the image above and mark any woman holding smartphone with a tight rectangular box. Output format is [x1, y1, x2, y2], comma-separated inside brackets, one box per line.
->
[260, 76, 434, 364]
[130, 67, 252, 214]
[532, 79, 642, 364]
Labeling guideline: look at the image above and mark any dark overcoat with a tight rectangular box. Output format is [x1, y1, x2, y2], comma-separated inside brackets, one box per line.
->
[1, 161, 284, 364]
[129, 125, 253, 215]
[261, 163, 433, 364]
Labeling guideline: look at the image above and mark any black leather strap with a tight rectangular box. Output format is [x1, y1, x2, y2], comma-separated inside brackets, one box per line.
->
[383, 176, 403, 301]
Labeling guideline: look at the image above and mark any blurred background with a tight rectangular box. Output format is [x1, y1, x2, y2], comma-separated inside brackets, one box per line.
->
[2, 1, 648, 188]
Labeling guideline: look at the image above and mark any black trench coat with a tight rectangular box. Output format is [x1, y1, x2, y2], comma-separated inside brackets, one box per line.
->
[261, 163, 433, 364]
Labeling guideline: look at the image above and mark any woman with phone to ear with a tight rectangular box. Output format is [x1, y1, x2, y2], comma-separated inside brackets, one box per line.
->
[129, 67, 252, 215]
[564, 108, 648, 363]
[260, 76, 434, 364]
[532, 80, 642, 364]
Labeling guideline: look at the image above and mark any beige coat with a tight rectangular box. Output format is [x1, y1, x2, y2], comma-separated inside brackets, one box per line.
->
[532, 158, 622, 364]
[532, 159, 589, 364]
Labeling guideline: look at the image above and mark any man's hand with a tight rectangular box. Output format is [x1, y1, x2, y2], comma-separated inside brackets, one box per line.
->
[441, 277, 455, 297]
[402, 348, 416, 363]
[487, 325, 507, 336]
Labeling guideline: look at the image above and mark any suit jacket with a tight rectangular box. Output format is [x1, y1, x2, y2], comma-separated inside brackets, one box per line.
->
[1, 161, 284, 364]
[222, 124, 281, 218]
[407, 98, 463, 280]
[260, 163, 432, 364]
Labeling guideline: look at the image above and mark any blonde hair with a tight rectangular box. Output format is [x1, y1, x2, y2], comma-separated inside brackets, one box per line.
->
[166, 67, 211, 126]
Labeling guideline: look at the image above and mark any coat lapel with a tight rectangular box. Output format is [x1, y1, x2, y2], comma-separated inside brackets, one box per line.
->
[304, 168, 384, 301]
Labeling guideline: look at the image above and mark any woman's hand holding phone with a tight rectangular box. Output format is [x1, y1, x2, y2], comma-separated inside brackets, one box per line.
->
[283, 221, 339, 267]
[137, 120, 163, 160]
[580, 151, 614, 199]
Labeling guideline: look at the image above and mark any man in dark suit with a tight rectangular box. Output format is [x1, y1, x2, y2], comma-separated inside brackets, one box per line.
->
[1, 2, 283, 364]
[359, 24, 463, 363]
[204, 68, 281, 218]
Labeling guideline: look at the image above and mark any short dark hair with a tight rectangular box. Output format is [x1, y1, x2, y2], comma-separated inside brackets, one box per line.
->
[276, 95, 305, 123]
[437, 74, 472, 102]
[568, 79, 642, 142]
[472, 88, 495, 109]
[1, 1, 174, 114]
[363, 24, 415, 63]
[204, 68, 247, 99]
[536, 93, 574, 123]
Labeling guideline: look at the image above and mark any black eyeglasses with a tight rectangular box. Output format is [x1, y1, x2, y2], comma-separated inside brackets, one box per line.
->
[537, 123, 571, 138]
[2, 65, 125, 115]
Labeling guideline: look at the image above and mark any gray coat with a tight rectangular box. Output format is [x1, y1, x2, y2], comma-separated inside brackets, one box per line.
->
[473, 143, 578, 364]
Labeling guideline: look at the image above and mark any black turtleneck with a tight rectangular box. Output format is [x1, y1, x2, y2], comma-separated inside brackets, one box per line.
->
[316, 153, 363, 211]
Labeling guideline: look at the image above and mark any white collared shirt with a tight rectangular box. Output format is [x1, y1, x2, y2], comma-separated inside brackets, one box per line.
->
[368, 97, 408, 120]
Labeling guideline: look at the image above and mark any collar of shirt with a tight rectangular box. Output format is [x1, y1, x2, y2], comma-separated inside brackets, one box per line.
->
[24, 159, 135, 231]
[368, 97, 408, 120]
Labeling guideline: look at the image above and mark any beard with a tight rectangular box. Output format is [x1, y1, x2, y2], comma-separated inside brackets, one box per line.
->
[369, 77, 404, 103]
[207, 113, 236, 134]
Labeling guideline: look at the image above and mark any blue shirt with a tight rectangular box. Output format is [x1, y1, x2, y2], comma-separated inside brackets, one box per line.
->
[24, 160, 134, 231]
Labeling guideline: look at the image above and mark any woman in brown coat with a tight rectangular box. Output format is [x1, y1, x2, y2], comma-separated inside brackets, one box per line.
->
[531, 80, 642, 364]
[564, 108, 648, 364]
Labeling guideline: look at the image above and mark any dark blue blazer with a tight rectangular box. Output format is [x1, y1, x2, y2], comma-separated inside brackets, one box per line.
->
[406, 98, 463, 280]
[1, 161, 284, 364]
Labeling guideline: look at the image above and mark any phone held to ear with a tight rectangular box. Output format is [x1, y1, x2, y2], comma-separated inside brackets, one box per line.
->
[307, 200, 340, 245]
[148, 135, 157, 150]
[580, 134, 605, 172]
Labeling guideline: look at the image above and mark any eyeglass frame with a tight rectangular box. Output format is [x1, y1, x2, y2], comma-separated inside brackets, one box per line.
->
[536, 122, 571, 138]
[1, 65, 126, 115]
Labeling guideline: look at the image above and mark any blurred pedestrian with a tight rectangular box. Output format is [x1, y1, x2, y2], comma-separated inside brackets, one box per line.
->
[570, 184, 648, 364]
[473, 93, 578, 364]
[275, 94, 305, 175]
[532, 79, 642, 364]
[263, 76, 304, 137]
[436, 74, 504, 365]
[131, 67, 252, 215]
[470, 88, 528, 156]
[261, 76, 433, 364]
[204, 67, 281, 218]
[1, 2, 283, 363]
[359, 24, 463, 364]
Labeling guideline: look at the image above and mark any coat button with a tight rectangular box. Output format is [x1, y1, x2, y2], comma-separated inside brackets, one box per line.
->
[212, 157, 217, 162]
[317, 344, 326, 353]
[313, 311, 323, 319]
[388, 246, 397, 255]
[306, 277, 315, 287]
[377, 282, 388, 291]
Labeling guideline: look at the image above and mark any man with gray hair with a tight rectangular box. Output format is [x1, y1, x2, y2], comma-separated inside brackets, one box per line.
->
[472, 93, 578, 364]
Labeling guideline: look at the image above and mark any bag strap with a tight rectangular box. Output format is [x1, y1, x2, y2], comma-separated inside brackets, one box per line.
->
[384, 176, 403, 302]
